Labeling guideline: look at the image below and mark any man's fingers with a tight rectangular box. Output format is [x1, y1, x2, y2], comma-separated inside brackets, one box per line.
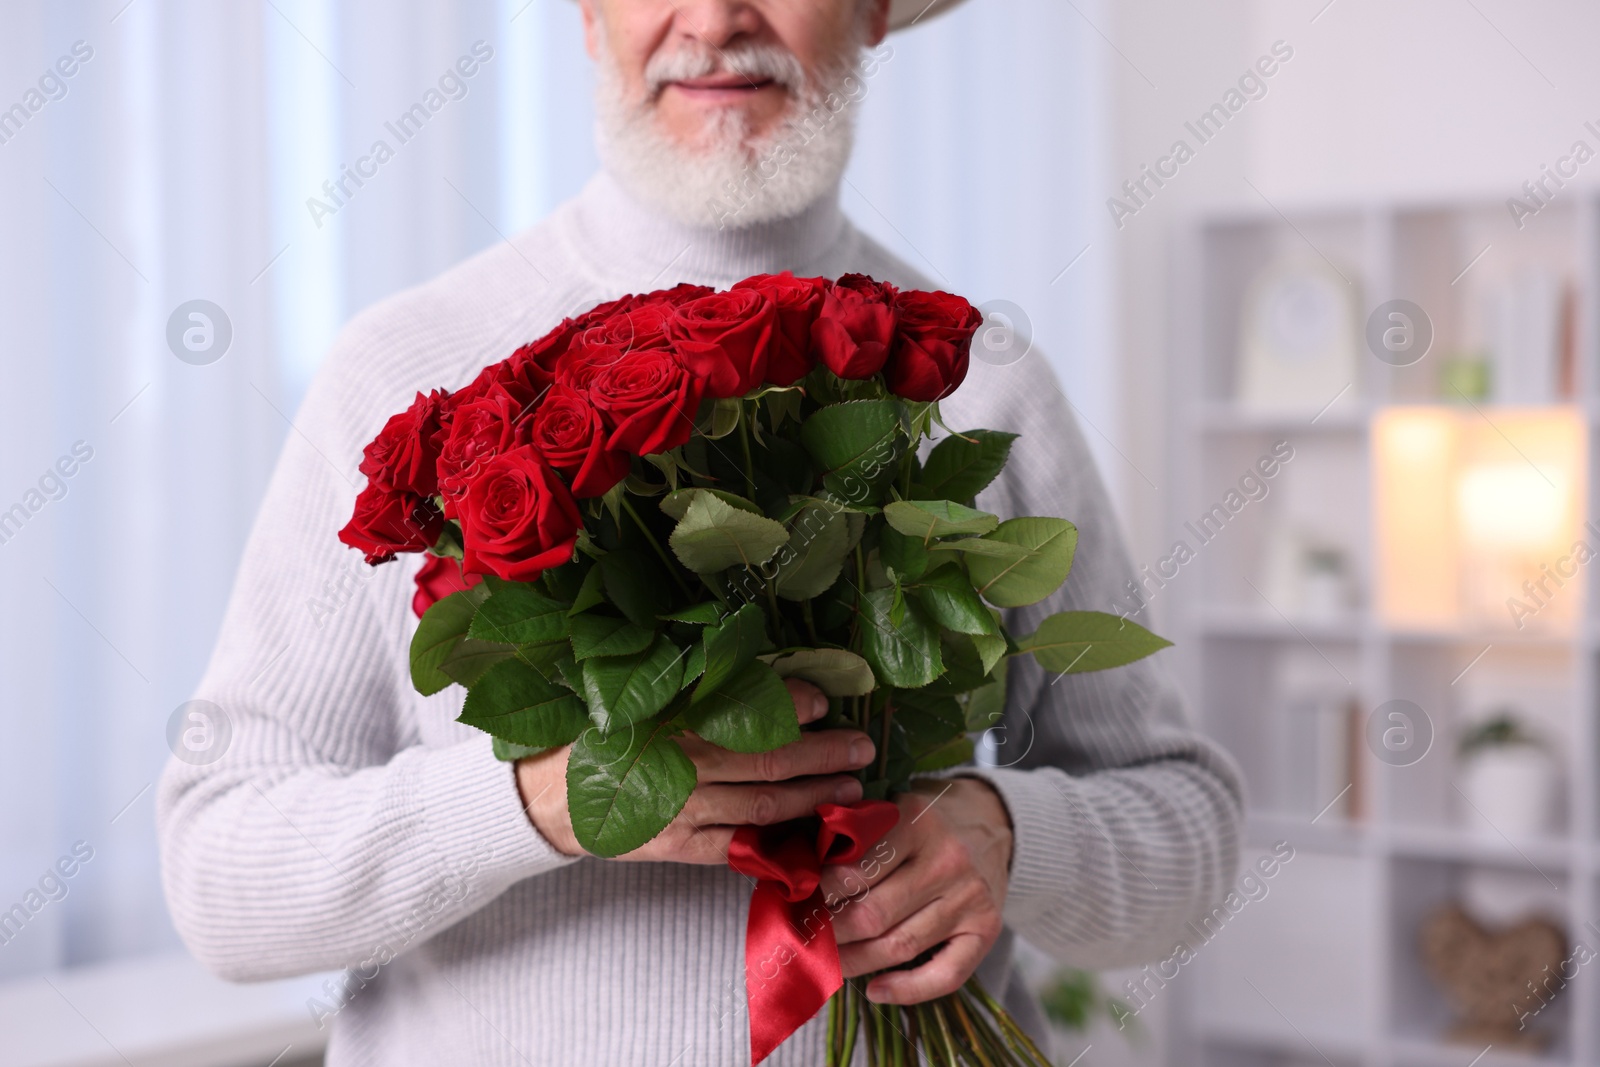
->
[863, 931, 991, 1005]
[837, 885, 966, 978]
[829, 851, 941, 947]
[691, 728, 875, 783]
[673, 824, 736, 865]
[690, 775, 863, 828]
[785, 678, 829, 724]
[819, 824, 912, 905]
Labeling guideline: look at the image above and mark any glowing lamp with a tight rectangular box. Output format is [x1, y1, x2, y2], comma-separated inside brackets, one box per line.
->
[1375, 407, 1584, 632]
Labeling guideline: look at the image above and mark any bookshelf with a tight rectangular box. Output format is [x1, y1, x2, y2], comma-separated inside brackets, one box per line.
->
[1161, 194, 1600, 1067]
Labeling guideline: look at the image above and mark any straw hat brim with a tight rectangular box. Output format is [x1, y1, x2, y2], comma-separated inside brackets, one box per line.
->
[886, 0, 968, 30]
[571, 0, 969, 34]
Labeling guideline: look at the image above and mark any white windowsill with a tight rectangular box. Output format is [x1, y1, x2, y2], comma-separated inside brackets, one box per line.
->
[0, 952, 330, 1067]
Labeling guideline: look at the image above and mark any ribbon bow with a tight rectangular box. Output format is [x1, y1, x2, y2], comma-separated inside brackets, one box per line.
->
[727, 800, 900, 1064]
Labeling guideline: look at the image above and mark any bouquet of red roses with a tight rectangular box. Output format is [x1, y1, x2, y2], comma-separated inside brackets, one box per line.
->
[340, 272, 1169, 1066]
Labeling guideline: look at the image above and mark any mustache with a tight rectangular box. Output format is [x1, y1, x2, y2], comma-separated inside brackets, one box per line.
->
[643, 40, 806, 96]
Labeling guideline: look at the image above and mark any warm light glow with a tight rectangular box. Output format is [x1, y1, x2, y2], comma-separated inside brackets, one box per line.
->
[1375, 407, 1584, 631]
[1457, 463, 1568, 551]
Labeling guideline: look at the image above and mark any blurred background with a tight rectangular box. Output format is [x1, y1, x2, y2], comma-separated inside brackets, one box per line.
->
[2, 0, 1598, 1064]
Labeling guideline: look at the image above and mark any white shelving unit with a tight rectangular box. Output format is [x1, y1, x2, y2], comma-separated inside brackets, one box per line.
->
[1161, 195, 1600, 1067]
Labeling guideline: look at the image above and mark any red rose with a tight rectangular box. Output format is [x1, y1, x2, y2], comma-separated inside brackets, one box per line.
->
[811, 274, 899, 379]
[339, 484, 443, 564]
[589, 348, 705, 456]
[671, 288, 775, 398]
[734, 272, 826, 386]
[580, 302, 675, 354]
[359, 390, 447, 496]
[412, 553, 482, 618]
[457, 446, 581, 582]
[654, 282, 715, 306]
[517, 320, 582, 380]
[530, 386, 631, 498]
[555, 338, 630, 391]
[887, 290, 983, 402]
[573, 292, 646, 328]
[437, 390, 532, 514]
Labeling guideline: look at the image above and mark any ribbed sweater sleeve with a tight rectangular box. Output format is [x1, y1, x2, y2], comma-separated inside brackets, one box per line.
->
[156, 304, 577, 983]
[941, 350, 1245, 968]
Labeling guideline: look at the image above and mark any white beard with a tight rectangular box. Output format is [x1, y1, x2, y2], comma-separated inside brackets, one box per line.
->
[593, 33, 865, 230]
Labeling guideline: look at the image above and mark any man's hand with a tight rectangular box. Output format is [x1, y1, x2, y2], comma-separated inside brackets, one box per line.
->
[515, 679, 876, 863]
[819, 778, 1013, 1005]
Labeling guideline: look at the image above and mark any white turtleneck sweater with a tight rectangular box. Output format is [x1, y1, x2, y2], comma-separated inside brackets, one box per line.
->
[156, 172, 1243, 1067]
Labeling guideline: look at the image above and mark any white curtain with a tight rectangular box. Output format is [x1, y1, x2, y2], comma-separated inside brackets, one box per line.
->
[0, 0, 1108, 980]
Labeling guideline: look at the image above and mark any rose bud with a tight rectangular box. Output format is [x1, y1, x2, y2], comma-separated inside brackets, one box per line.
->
[530, 386, 631, 498]
[411, 554, 481, 618]
[436, 389, 533, 516]
[339, 484, 444, 565]
[671, 287, 776, 398]
[733, 272, 826, 386]
[358, 389, 447, 496]
[811, 274, 899, 379]
[588, 348, 705, 456]
[886, 289, 983, 402]
[457, 446, 582, 582]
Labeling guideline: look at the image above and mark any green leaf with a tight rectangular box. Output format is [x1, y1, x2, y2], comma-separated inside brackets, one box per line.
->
[925, 633, 992, 695]
[1017, 611, 1173, 673]
[879, 526, 930, 582]
[765, 387, 803, 429]
[437, 642, 516, 688]
[859, 587, 944, 688]
[492, 738, 547, 762]
[964, 662, 1008, 732]
[468, 584, 571, 645]
[569, 565, 607, 615]
[910, 566, 998, 636]
[971, 630, 1008, 675]
[681, 642, 706, 688]
[410, 586, 497, 696]
[598, 548, 673, 628]
[569, 614, 654, 661]
[800, 399, 901, 502]
[695, 602, 769, 701]
[661, 602, 725, 626]
[883, 500, 999, 542]
[931, 537, 1030, 561]
[913, 430, 1018, 503]
[459, 659, 589, 747]
[708, 397, 742, 439]
[762, 648, 876, 697]
[582, 638, 688, 733]
[659, 487, 763, 521]
[678, 661, 800, 753]
[914, 736, 975, 773]
[966, 518, 1079, 608]
[567, 719, 696, 857]
[774, 502, 852, 600]
[668, 492, 791, 574]
[894, 690, 966, 751]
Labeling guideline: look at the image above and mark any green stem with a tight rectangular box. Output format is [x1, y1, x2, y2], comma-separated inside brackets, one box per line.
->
[765, 580, 784, 645]
[737, 406, 757, 499]
[802, 599, 820, 646]
[877, 693, 894, 780]
[840, 981, 860, 1067]
[620, 496, 693, 600]
[827, 991, 841, 1067]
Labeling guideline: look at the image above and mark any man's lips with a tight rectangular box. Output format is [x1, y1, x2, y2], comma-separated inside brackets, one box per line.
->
[664, 75, 779, 99]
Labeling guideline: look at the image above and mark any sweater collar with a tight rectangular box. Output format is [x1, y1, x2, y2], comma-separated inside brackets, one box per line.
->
[561, 169, 851, 293]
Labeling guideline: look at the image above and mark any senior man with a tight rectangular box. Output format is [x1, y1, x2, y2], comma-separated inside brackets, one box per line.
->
[158, 1, 1243, 1064]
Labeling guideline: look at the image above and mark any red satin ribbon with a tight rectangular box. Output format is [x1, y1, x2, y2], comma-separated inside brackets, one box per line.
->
[727, 800, 900, 1064]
